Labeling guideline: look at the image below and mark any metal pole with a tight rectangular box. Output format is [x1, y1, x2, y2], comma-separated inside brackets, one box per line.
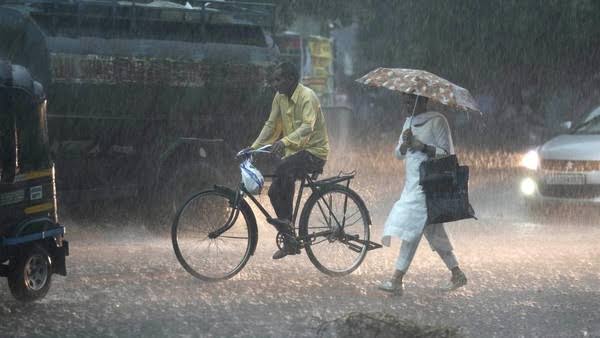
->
[408, 94, 420, 130]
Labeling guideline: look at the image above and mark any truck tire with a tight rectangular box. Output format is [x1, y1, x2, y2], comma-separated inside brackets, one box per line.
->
[8, 244, 52, 302]
[144, 162, 228, 231]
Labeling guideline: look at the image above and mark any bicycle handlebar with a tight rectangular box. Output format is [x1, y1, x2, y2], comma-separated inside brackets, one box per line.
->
[236, 144, 272, 159]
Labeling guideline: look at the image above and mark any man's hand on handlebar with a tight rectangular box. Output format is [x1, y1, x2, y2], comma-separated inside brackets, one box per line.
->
[237, 147, 253, 158]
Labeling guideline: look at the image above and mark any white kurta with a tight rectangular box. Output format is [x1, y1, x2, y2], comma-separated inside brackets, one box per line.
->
[382, 111, 455, 246]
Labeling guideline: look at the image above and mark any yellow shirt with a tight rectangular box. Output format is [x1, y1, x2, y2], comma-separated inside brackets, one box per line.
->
[251, 83, 329, 160]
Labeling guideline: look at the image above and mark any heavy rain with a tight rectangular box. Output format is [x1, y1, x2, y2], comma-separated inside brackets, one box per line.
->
[1, 1, 600, 337]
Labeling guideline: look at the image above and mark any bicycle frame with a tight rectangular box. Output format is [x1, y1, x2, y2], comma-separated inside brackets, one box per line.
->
[207, 144, 381, 250]
[208, 172, 356, 244]
[174, 147, 383, 281]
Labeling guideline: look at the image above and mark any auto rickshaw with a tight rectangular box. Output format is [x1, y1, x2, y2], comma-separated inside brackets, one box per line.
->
[0, 60, 68, 302]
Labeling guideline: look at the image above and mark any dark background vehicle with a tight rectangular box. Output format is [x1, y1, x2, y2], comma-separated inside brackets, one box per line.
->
[0, 0, 279, 224]
[1, 60, 68, 302]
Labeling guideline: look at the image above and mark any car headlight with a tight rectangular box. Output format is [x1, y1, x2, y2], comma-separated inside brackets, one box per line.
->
[521, 150, 540, 170]
[520, 177, 537, 196]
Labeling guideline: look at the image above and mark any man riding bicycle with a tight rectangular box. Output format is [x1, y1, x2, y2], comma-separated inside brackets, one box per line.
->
[248, 62, 330, 260]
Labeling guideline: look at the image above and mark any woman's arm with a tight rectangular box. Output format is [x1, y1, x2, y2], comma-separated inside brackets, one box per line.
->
[406, 115, 454, 158]
[394, 140, 407, 160]
[394, 120, 411, 159]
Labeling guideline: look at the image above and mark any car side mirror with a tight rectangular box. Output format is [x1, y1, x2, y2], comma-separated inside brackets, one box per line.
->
[560, 121, 572, 130]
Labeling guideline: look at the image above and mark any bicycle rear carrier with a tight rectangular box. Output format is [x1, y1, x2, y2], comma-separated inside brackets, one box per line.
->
[344, 235, 383, 253]
[309, 171, 356, 188]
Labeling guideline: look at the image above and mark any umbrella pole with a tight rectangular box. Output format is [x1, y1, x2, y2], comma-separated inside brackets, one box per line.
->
[408, 94, 420, 130]
[403, 95, 420, 155]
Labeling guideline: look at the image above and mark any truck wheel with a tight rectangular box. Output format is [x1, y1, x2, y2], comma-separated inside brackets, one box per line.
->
[8, 244, 52, 302]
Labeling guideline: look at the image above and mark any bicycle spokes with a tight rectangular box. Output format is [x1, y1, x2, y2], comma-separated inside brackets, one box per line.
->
[300, 186, 370, 276]
[172, 190, 253, 281]
[315, 197, 363, 237]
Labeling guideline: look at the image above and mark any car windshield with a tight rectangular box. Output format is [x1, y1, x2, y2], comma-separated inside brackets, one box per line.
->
[572, 115, 600, 134]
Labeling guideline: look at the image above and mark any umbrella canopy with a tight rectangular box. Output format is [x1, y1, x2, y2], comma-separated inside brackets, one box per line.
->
[356, 67, 480, 113]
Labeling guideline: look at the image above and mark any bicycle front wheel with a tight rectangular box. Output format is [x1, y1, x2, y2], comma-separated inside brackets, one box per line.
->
[172, 189, 254, 281]
[299, 184, 370, 276]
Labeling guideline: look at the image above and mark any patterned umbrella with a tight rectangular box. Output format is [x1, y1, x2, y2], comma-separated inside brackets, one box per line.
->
[356, 67, 480, 113]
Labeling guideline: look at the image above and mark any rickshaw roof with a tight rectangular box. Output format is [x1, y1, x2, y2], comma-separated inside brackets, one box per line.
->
[0, 59, 45, 101]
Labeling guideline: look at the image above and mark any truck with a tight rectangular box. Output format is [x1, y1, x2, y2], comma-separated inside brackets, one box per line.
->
[0, 0, 279, 225]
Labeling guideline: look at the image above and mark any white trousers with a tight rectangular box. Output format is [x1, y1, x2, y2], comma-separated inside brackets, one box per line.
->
[395, 223, 459, 272]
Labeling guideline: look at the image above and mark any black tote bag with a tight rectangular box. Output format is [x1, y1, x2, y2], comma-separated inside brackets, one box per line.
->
[419, 155, 476, 224]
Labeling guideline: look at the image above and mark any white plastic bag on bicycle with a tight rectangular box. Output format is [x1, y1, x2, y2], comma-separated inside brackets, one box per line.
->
[240, 158, 264, 195]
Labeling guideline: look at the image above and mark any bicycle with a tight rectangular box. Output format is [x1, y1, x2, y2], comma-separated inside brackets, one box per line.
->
[171, 145, 381, 281]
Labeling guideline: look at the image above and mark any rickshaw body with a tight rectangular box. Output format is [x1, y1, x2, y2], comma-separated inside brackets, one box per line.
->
[0, 60, 68, 302]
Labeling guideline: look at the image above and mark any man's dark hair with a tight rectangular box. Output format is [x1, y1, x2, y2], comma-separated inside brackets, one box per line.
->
[276, 62, 299, 83]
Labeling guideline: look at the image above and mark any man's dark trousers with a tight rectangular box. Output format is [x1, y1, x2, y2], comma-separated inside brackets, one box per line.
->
[268, 150, 325, 225]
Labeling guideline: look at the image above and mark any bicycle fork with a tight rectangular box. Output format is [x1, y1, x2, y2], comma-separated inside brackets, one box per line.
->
[208, 188, 244, 239]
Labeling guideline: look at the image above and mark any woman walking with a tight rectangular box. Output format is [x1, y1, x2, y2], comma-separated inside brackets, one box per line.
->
[378, 94, 467, 296]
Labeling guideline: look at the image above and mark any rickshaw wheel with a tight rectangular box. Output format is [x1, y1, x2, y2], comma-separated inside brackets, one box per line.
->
[8, 244, 52, 302]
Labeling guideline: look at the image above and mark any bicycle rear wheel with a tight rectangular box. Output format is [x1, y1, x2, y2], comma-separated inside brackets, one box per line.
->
[172, 189, 254, 281]
[299, 184, 370, 276]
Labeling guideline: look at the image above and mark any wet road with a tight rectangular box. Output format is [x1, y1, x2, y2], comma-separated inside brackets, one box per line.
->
[1, 168, 600, 337]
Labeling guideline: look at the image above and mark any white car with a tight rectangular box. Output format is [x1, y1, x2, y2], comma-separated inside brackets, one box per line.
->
[520, 106, 600, 206]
